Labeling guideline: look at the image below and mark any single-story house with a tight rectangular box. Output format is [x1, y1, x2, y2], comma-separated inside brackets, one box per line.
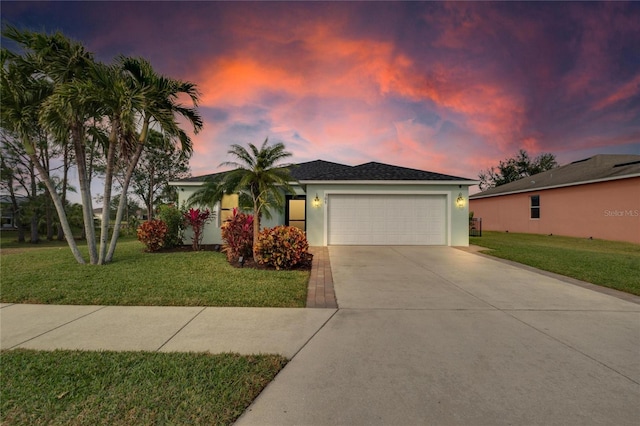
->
[0, 194, 28, 229]
[469, 154, 640, 244]
[170, 160, 477, 247]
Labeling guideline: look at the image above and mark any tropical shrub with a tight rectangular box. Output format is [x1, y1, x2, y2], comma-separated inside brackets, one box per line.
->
[255, 226, 309, 270]
[183, 208, 212, 251]
[157, 204, 184, 248]
[137, 219, 168, 252]
[221, 208, 254, 263]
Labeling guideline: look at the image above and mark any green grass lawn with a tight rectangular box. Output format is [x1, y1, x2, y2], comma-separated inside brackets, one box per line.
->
[470, 232, 640, 296]
[0, 235, 309, 307]
[1, 349, 286, 425]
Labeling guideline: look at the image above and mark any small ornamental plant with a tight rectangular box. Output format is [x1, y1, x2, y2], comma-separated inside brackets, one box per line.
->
[183, 208, 212, 251]
[221, 208, 254, 263]
[137, 219, 169, 252]
[157, 204, 185, 248]
[255, 225, 309, 270]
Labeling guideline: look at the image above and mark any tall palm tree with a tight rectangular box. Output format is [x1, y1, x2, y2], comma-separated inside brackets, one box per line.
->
[217, 139, 295, 259]
[86, 61, 141, 264]
[5, 27, 102, 263]
[105, 57, 202, 262]
[0, 38, 86, 263]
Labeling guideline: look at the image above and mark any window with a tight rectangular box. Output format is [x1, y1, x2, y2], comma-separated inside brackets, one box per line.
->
[286, 197, 306, 231]
[530, 195, 540, 219]
[219, 194, 239, 225]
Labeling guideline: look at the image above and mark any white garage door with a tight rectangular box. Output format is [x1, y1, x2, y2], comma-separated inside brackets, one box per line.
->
[327, 194, 447, 245]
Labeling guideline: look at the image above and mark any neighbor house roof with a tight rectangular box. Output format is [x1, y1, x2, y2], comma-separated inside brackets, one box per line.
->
[171, 159, 475, 185]
[470, 154, 640, 199]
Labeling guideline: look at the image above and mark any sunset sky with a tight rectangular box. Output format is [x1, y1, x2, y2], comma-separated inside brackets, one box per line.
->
[3, 1, 639, 191]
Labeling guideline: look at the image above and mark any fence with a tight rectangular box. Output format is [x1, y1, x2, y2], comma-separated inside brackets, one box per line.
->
[469, 217, 482, 237]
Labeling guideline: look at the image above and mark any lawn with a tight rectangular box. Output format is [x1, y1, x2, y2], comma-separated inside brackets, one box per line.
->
[0, 235, 309, 307]
[470, 231, 640, 296]
[1, 349, 286, 425]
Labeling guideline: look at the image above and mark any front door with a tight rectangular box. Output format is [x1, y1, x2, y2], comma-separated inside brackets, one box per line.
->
[286, 196, 306, 231]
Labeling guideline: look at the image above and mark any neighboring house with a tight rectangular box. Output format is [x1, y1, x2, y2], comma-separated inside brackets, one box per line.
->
[170, 160, 477, 247]
[469, 154, 640, 244]
[0, 194, 28, 229]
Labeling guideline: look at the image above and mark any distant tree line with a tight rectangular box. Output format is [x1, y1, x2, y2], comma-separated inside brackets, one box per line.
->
[478, 149, 557, 191]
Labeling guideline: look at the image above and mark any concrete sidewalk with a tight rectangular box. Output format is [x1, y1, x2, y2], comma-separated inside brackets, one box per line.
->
[0, 304, 336, 357]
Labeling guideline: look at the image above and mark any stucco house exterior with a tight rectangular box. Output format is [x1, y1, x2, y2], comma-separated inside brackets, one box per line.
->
[469, 154, 640, 244]
[170, 160, 477, 247]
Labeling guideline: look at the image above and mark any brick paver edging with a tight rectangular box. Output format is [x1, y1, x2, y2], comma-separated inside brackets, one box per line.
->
[306, 247, 338, 308]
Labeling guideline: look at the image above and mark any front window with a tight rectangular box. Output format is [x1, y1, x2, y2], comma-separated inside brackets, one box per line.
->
[530, 195, 540, 219]
[219, 194, 239, 225]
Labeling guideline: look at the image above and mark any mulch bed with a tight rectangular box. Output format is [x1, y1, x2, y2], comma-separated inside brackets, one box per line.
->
[150, 244, 313, 271]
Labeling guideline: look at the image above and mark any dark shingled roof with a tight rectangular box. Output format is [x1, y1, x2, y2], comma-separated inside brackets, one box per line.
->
[470, 154, 640, 199]
[173, 159, 473, 183]
[302, 161, 471, 181]
[288, 160, 353, 180]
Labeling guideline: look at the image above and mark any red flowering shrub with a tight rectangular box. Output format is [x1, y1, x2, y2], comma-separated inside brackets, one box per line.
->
[183, 208, 212, 251]
[137, 219, 168, 252]
[221, 208, 254, 263]
[255, 226, 309, 270]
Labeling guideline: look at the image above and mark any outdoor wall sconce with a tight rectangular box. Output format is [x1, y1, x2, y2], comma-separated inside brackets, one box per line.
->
[455, 192, 466, 209]
[312, 193, 321, 208]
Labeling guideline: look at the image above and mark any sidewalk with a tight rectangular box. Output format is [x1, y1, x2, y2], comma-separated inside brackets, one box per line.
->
[0, 304, 336, 357]
[0, 246, 338, 356]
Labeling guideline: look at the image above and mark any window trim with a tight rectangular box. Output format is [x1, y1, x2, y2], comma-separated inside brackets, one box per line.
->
[285, 195, 307, 231]
[530, 194, 540, 219]
[218, 194, 239, 227]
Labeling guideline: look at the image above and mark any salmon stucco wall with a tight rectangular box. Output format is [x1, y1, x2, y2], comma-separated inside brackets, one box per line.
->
[469, 178, 640, 244]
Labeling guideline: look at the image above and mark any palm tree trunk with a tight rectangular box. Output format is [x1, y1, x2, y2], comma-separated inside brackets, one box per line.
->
[29, 160, 39, 244]
[147, 165, 154, 220]
[29, 151, 85, 263]
[57, 143, 70, 241]
[7, 179, 25, 242]
[72, 124, 97, 264]
[106, 117, 151, 262]
[98, 124, 118, 264]
[105, 140, 145, 263]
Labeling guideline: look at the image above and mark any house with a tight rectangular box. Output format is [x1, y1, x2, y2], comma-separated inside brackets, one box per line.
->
[469, 154, 640, 244]
[170, 160, 477, 247]
[0, 194, 28, 229]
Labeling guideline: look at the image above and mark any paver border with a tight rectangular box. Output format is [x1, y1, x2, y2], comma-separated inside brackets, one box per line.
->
[306, 247, 337, 308]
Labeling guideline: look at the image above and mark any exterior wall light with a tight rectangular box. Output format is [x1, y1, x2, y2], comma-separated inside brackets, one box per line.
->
[312, 193, 321, 208]
[455, 192, 466, 209]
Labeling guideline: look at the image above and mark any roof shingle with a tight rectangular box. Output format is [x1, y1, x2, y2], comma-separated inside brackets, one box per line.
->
[172, 159, 473, 184]
[470, 154, 640, 199]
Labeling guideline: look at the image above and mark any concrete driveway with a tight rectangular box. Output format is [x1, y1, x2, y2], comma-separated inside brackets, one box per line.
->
[237, 246, 640, 426]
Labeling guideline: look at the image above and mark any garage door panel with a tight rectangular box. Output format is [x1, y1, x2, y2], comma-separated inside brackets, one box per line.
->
[328, 194, 446, 245]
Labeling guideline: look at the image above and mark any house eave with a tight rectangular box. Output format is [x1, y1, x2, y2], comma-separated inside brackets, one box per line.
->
[299, 180, 479, 186]
[470, 173, 640, 200]
[168, 181, 205, 187]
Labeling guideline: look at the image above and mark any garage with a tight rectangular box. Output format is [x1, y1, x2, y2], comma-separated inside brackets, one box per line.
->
[327, 194, 447, 245]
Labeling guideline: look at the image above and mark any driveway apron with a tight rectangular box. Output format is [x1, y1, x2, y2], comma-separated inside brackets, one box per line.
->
[236, 246, 640, 426]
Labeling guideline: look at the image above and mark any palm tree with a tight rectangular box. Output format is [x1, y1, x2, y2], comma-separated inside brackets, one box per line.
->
[205, 139, 295, 259]
[105, 57, 202, 263]
[4, 27, 102, 263]
[0, 35, 86, 262]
